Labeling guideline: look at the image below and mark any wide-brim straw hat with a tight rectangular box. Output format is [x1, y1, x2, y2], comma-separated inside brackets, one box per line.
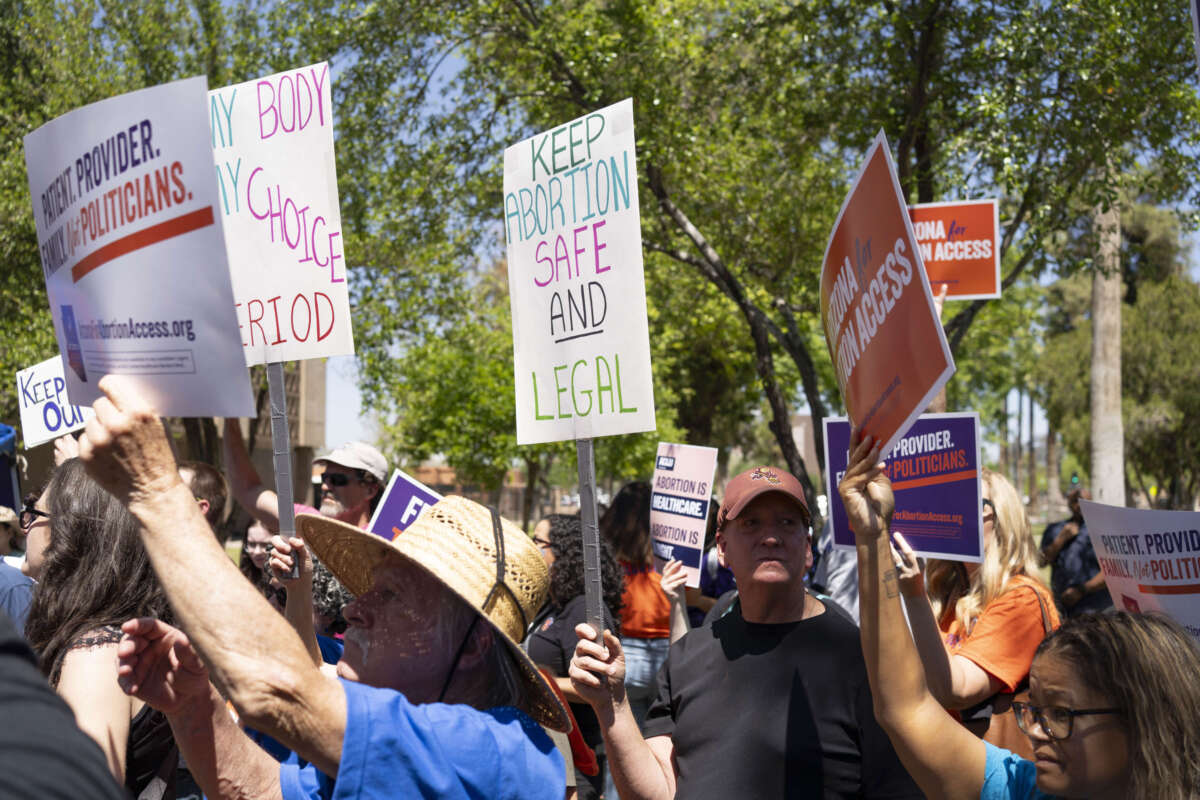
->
[297, 496, 570, 732]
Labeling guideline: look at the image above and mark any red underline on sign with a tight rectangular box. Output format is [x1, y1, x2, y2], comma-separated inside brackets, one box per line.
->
[1137, 583, 1200, 595]
[71, 206, 215, 283]
[890, 468, 978, 492]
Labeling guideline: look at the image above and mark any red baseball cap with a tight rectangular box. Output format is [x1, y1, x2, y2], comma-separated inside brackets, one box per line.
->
[717, 466, 810, 529]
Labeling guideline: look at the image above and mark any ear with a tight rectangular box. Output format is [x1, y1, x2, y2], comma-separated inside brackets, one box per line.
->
[805, 535, 814, 572]
[196, 498, 211, 517]
[715, 529, 728, 568]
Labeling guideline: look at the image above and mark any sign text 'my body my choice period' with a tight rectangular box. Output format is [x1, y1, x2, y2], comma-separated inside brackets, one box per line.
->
[505, 109, 639, 425]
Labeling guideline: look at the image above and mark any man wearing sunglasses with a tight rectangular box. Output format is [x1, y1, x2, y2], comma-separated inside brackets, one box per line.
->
[223, 419, 388, 533]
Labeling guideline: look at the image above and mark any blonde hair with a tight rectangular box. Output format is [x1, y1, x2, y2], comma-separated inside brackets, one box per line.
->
[927, 468, 1044, 632]
[1038, 613, 1200, 800]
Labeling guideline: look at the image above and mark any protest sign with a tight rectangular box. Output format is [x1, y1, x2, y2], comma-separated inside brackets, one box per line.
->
[368, 469, 444, 540]
[649, 443, 718, 586]
[503, 98, 656, 446]
[819, 131, 954, 458]
[1083, 500, 1200, 642]
[16, 355, 94, 448]
[209, 63, 354, 365]
[908, 199, 1000, 300]
[24, 76, 254, 417]
[824, 412, 983, 562]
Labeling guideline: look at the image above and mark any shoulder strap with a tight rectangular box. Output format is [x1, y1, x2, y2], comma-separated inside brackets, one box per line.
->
[1009, 580, 1053, 635]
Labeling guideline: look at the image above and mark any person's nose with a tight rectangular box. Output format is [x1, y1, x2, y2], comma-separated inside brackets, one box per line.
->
[344, 593, 374, 627]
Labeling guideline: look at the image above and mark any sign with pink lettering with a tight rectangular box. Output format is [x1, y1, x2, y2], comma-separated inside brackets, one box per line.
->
[209, 63, 354, 364]
[503, 99, 656, 445]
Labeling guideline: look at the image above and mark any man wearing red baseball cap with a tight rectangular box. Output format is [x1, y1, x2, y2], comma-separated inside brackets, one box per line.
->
[571, 465, 920, 800]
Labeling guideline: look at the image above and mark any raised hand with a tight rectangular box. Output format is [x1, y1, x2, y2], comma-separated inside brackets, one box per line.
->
[268, 535, 313, 585]
[659, 559, 687, 605]
[117, 618, 210, 715]
[569, 623, 627, 712]
[837, 428, 894, 541]
[52, 434, 80, 466]
[77, 375, 181, 505]
[890, 531, 925, 599]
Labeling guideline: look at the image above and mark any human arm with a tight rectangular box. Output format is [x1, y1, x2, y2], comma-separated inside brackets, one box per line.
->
[839, 431, 985, 800]
[80, 377, 345, 778]
[659, 560, 690, 645]
[56, 642, 134, 782]
[117, 618, 283, 800]
[1040, 521, 1079, 566]
[221, 418, 282, 530]
[892, 533, 1005, 709]
[1060, 569, 1107, 609]
[268, 535, 323, 667]
[569, 624, 676, 800]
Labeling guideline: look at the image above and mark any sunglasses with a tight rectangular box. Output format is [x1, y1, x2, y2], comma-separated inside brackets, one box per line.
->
[1012, 701, 1121, 741]
[981, 497, 995, 519]
[322, 471, 359, 487]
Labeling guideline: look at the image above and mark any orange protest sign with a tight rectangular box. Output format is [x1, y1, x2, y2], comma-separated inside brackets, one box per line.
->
[908, 199, 1000, 299]
[820, 131, 954, 457]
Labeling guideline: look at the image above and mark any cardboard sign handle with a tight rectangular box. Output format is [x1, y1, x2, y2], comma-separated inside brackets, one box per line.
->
[575, 438, 605, 642]
[267, 362, 299, 580]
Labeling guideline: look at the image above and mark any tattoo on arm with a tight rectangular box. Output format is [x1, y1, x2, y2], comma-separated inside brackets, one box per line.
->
[883, 569, 900, 599]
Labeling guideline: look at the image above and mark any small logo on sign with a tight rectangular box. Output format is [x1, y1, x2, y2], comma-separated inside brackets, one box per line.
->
[656, 456, 676, 470]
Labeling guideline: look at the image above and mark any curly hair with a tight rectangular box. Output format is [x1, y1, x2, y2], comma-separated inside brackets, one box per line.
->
[1036, 612, 1200, 800]
[311, 557, 353, 634]
[927, 467, 1045, 632]
[600, 481, 652, 566]
[24, 459, 172, 684]
[543, 514, 624, 632]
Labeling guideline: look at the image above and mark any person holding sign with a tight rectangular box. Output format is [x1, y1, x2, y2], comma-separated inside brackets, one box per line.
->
[892, 468, 1058, 759]
[839, 429, 1200, 800]
[73, 377, 567, 800]
[222, 418, 387, 532]
[570, 465, 920, 799]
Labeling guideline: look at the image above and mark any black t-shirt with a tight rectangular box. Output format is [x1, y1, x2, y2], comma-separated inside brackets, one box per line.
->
[643, 600, 921, 799]
[525, 594, 615, 748]
[0, 610, 127, 799]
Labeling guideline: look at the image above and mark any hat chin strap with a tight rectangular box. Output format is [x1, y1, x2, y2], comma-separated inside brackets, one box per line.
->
[437, 507, 527, 703]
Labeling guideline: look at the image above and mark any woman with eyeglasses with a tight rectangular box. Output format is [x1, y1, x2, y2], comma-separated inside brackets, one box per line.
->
[239, 519, 286, 611]
[890, 464, 1059, 758]
[22, 458, 178, 796]
[839, 431, 1200, 799]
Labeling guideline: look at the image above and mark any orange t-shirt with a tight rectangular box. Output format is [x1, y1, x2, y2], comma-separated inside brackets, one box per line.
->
[939, 575, 1060, 693]
[618, 561, 670, 639]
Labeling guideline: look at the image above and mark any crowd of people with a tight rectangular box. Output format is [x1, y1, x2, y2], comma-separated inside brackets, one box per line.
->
[0, 373, 1197, 800]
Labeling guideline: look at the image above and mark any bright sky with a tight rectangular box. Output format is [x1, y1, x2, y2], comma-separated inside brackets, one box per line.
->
[324, 354, 370, 446]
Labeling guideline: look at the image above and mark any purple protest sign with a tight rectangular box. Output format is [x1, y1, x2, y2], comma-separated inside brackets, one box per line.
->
[824, 412, 983, 562]
[367, 469, 443, 540]
[650, 442, 718, 587]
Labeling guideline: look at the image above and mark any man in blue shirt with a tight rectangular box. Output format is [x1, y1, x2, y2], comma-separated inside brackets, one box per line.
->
[78, 376, 567, 800]
[1040, 489, 1113, 616]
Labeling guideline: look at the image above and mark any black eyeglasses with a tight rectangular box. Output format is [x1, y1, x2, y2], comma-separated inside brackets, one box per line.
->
[322, 472, 357, 487]
[20, 500, 50, 530]
[1012, 701, 1121, 741]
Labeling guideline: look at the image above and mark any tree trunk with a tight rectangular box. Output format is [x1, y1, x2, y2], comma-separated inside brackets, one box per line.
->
[1090, 202, 1125, 505]
[1014, 389, 1023, 489]
[999, 394, 1009, 478]
[1027, 391, 1036, 512]
[522, 456, 539, 531]
[1046, 427, 1060, 511]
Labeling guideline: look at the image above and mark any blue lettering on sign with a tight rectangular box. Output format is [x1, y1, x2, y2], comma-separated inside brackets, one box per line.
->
[650, 491, 708, 520]
[656, 456, 675, 470]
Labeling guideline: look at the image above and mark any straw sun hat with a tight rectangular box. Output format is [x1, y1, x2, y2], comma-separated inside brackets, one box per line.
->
[297, 496, 570, 732]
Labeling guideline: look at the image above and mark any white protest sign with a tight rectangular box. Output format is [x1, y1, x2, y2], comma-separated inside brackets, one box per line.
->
[503, 99, 656, 445]
[16, 355, 94, 448]
[650, 443, 718, 587]
[1083, 500, 1200, 642]
[209, 63, 354, 365]
[24, 76, 254, 417]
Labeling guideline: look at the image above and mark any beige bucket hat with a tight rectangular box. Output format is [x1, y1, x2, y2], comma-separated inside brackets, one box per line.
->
[297, 496, 569, 732]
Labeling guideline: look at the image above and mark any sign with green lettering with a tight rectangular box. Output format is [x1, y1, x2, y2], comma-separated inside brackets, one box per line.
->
[503, 99, 655, 445]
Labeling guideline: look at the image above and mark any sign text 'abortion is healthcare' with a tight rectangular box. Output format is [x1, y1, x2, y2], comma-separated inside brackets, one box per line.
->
[650, 442, 718, 587]
[504, 99, 655, 445]
[209, 63, 354, 364]
[24, 76, 253, 416]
